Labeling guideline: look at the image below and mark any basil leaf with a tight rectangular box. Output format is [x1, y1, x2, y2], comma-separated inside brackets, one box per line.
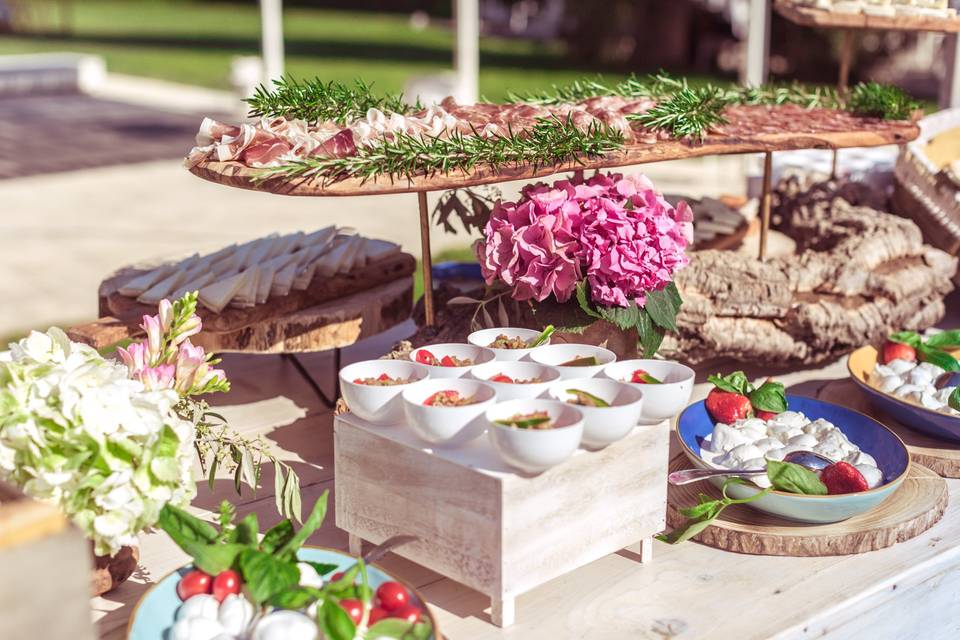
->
[260, 520, 295, 554]
[918, 344, 960, 372]
[234, 513, 259, 545]
[643, 286, 679, 331]
[238, 548, 301, 605]
[276, 490, 329, 561]
[190, 543, 247, 576]
[158, 504, 218, 546]
[708, 371, 751, 395]
[924, 330, 960, 349]
[320, 599, 357, 640]
[366, 619, 426, 639]
[657, 517, 714, 544]
[636, 308, 665, 358]
[679, 497, 722, 519]
[889, 331, 921, 348]
[659, 478, 771, 544]
[268, 586, 324, 610]
[949, 388, 960, 412]
[305, 561, 340, 577]
[766, 460, 827, 495]
[749, 380, 788, 413]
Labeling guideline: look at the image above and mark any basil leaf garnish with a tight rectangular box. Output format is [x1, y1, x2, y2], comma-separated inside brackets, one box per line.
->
[749, 380, 788, 413]
[766, 459, 827, 495]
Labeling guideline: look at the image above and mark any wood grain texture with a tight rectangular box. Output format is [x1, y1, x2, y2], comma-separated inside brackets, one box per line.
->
[818, 378, 960, 478]
[188, 123, 918, 197]
[775, 0, 960, 33]
[665, 455, 948, 556]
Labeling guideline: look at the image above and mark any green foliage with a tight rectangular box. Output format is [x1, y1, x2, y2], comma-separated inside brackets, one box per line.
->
[766, 460, 827, 495]
[246, 77, 417, 125]
[631, 86, 729, 140]
[848, 82, 919, 121]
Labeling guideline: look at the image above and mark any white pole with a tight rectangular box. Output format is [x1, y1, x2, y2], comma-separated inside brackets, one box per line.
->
[260, 0, 285, 84]
[742, 0, 770, 86]
[943, 2, 960, 108]
[454, 0, 479, 103]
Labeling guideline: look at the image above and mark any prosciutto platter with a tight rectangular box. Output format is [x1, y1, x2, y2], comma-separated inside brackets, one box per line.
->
[186, 94, 920, 196]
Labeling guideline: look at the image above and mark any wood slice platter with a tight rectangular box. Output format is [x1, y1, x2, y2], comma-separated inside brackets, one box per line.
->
[188, 121, 919, 197]
[775, 0, 960, 32]
[665, 454, 948, 556]
[817, 378, 960, 478]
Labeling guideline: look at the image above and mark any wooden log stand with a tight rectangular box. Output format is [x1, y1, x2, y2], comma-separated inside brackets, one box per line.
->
[333, 412, 670, 627]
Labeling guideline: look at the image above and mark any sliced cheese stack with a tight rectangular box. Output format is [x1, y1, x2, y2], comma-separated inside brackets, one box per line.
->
[793, 0, 955, 17]
[119, 226, 401, 313]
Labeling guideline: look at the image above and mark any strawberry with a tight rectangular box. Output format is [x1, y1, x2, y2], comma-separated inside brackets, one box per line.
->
[819, 462, 869, 495]
[756, 410, 778, 421]
[881, 340, 916, 364]
[705, 388, 753, 423]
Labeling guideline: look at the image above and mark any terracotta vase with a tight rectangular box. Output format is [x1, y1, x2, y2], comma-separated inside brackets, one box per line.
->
[90, 543, 140, 596]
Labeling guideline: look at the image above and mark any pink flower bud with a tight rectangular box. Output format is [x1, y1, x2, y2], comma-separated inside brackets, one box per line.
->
[174, 340, 206, 394]
[158, 299, 174, 333]
[117, 342, 148, 375]
[174, 315, 202, 345]
[141, 314, 163, 362]
[139, 364, 175, 391]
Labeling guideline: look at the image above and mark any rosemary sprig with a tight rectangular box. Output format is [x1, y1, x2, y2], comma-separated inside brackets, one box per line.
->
[254, 115, 625, 184]
[245, 77, 417, 125]
[848, 82, 919, 120]
[629, 85, 730, 140]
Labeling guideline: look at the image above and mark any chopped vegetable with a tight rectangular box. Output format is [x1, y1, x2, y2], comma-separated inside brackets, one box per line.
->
[424, 390, 477, 406]
[352, 373, 414, 386]
[560, 355, 599, 367]
[488, 334, 530, 349]
[565, 389, 611, 407]
[489, 373, 542, 384]
[415, 349, 438, 366]
[527, 325, 555, 348]
[495, 410, 553, 429]
[630, 369, 662, 384]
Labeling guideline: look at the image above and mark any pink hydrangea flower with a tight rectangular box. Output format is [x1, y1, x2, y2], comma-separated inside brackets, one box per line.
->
[477, 171, 690, 308]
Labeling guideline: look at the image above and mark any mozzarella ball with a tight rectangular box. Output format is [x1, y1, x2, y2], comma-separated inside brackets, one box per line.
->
[894, 383, 923, 401]
[171, 618, 227, 640]
[218, 594, 254, 636]
[917, 362, 946, 378]
[874, 364, 895, 377]
[709, 422, 752, 453]
[856, 464, 883, 489]
[176, 594, 220, 622]
[764, 447, 787, 461]
[297, 562, 325, 589]
[252, 611, 318, 640]
[908, 367, 934, 386]
[887, 359, 916, 375]
[920, 391, 944, 410]
[742, 457, 767, 470]
[802, 418, 835, 438]
[766, 411, 807, 429]
[787, 433, 818, 449]
[877, 375, 902, 393]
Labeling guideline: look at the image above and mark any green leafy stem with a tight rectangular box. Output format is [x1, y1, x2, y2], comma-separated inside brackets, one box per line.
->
[888, 329, 960, 373]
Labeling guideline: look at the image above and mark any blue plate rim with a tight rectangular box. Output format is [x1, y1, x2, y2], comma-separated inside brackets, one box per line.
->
[847, 346, 960, 426]
[125, 544, 440, 639]
[676, 394, 911, 499]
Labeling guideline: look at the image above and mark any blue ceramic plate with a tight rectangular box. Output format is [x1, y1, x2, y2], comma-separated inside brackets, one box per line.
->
[677, 395, 910, 523]
[848, 345, 960, 443]
[127, 547, 438, 640]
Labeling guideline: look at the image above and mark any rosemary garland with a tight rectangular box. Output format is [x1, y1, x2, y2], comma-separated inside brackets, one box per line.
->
[245, 77, 418, 125]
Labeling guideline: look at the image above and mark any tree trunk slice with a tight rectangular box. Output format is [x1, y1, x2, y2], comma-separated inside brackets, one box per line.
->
[816, 378, 960, 478]
[665, 455, 947, 556]
[90, 545, 139, 596]
[187, 122, 918, 197]
[775, 0, 960, 33]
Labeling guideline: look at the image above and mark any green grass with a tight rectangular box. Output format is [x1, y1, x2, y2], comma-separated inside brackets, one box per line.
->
[0, 0, 660, 99]
[413, 246, 477, 301]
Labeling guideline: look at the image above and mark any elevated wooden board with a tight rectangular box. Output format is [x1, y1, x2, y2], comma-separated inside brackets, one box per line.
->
[71, 277, 413, 353]
[818, 378, 960, 478]
[665, 454, 948, 556]
[775, 0, 960, 32]
[189, 119, 919, 197]
[98, 252, 415, 333]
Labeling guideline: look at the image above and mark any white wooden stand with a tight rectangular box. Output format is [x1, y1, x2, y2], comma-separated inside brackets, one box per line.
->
[334, 413, 670, 627]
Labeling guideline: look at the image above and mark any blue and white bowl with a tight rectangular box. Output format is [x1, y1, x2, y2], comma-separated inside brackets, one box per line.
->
[676, 395, 910, 523]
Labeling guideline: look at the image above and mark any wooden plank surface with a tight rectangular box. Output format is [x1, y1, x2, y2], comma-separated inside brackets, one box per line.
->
[188, 120, 919, 197]
[775, 0, 960, 33]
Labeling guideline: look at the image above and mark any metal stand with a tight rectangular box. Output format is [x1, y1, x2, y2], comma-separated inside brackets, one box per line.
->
[418, 191, 436, 326]
[758, 151, 773, 260]
[832, 29, 855, 179]
[283, 349, 341, 409]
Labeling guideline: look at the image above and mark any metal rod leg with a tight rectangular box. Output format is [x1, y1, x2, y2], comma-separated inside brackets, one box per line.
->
[758, 152, 773, 261]
[418, 191, 436, 326]
[284, 348, 340, 409]
[833, 30, 854, 179]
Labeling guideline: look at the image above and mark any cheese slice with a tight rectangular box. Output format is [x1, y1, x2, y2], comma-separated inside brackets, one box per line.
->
[271, 262, 299, 297]
[255, 262, 277, 304]
[337, 235, 365, 273]
[171, 271, 216, 299]
[311, 236, 356, 281]
[361, 238, 401, 264]
[198, 271, 249, 313]
[246, 235, 279, 268]
[118, 264, 176, 297]
[138, 268, 189, 304]
[233, 266, 261, 305]
[301, 226, 337, 250]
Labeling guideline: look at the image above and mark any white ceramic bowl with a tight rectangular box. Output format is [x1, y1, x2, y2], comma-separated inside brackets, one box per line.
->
[548, 377, 644, 450]
[602, 359, 694, 424]
[467, 327, 550, 361]
[339, 360, 430, 425]
[486, 399, 584, 474]
[468, 361, 561, 402]
[408, 343, 496, 379]
[529, 343, 617, 380]
[402, 378, 496, 444]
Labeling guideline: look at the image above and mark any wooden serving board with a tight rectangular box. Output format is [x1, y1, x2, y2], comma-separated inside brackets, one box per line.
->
[189, 120, 919, 197]
[775, 0, 960, 33]
[97, 252, 415, 333]
[817, 378, 960, 478]
[665, 454, 948, 556]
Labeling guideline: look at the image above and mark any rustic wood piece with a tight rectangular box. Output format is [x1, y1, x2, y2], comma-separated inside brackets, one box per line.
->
[188, 120, 919, 197]
[758, 151, 773, 260]
[334, 411, 669, 627]
[775, 0, 960, 33]
[97, 252, 415, 333]
[91, 544, 140, 596]
[665, 455, 948, 555]
[417, 191, 435, 326]
[660, 174, 959, 365]
[0, 482, 96, 640]
[819, 378, 960, 478]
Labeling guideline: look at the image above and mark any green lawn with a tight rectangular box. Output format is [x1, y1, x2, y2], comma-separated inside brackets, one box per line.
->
[0, 0, 660, 99]
[413, 246, 477, 301]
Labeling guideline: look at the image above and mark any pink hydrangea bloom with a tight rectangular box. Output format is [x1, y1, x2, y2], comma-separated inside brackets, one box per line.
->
[477, 171, 691, 307]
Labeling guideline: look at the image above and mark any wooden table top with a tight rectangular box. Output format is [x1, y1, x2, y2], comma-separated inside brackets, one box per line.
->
[93, 296, 960, 639]
[774, 0, 960, 33]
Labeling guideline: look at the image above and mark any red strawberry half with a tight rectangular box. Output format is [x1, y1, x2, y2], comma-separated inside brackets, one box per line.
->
[881, 340, 916, 364]
[705, 389, 753, 423]
[820, 462, 869, 495]
[756, 410, 779, 420]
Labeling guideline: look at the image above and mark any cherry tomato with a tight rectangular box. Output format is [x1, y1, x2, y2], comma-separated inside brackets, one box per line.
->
[415, 350, 438, 366]
[391, 604, 422, 623]
[439, 355, 458, 367]
[353, 378, 364, 384]
[339, 598, 364, 625]
[376, 581, 410, 612]
[369, 607, 390, 625]
[377, 373, 391, 381]
[176, 569, 212, 601]
[489, 374, 514, 384]
[330, 571, 345, 582]
[212, 570, 242, 602]
[424, 390, 459, 406]
[630, 369, 661, 384]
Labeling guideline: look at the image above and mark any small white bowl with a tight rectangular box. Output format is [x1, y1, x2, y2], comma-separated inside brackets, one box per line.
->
[486, 399, 584, 474]
[529, 343, 617, 380]
[402, 378, 496, 444]
[468, 361, 561, 402]
[339, 360, 430, 425]
[602, 359, 694, 424]
[408, 343, 496, 379]
[467, 327, 550, 361]
[548, 378, 644, 450]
